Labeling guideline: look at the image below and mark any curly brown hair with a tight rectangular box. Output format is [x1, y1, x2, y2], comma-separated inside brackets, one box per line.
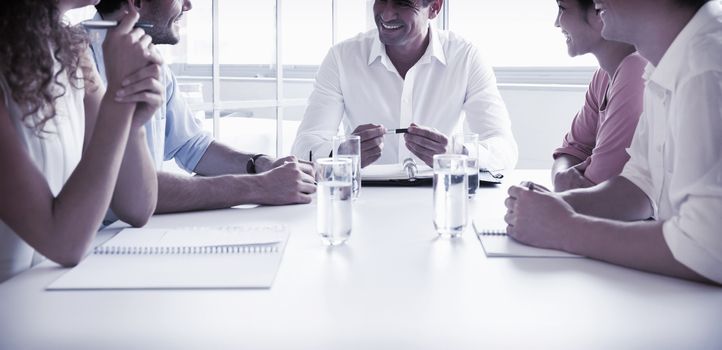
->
[0, 0, 91, 132]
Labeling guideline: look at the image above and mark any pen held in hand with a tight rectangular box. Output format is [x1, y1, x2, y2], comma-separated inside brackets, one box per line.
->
[384, 128, 409, 135]
[81, 20, 154, 30]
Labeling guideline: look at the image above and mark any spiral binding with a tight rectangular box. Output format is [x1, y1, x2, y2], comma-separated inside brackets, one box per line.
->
[176, 224, 286, 233]
[480, 229, 507, 236]
[94, 225, 284, 255]
[94, 243, 279, 255]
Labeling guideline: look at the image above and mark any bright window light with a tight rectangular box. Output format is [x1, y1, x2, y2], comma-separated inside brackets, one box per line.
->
[450, 0, 597, 67]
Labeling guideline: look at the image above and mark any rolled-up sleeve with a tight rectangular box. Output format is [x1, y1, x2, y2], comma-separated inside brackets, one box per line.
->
[553, 70, 603, 164]
[584, 57, 646, 184]
[291, 48, 345, 161]
[620, 110, 657, 215]
[162, 68, 213, 172]
[662, 72, 722, 284]
[664, 194, 722, 283]
[463, 47, 518, 171]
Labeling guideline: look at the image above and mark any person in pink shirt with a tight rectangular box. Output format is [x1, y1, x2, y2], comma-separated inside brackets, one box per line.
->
[551, 0, 647, 192]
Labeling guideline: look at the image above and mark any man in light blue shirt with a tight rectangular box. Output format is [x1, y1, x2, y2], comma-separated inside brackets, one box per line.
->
[92, 0, 316, 219]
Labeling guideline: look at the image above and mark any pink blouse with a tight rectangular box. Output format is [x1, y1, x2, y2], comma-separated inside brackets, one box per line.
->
[553, 53, 647, 185]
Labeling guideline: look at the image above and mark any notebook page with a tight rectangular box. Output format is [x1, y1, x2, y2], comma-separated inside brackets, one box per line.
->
[159, 226, 284, 247]
[361, 164, 433, 181]
[47, 225, 290, 290]
[472, 214, 582, 259]
[101, 226, 283, 249]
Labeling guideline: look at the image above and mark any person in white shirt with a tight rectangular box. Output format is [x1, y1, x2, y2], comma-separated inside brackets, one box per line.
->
[504, 0, 722, 284]
[291, 0, 518, 169]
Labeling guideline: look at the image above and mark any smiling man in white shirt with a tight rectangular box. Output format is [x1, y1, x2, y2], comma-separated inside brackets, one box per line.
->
[505, 0, 722, 284]
[291, 0, 518, 169]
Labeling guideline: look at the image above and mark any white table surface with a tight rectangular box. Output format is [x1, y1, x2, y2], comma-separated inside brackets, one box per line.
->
[1, 170, 720, 350]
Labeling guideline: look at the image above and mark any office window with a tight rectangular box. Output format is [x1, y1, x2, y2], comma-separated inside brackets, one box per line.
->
[449, 0, 597, 67]
[282, 0, 332, 107]
[218, 1, 275, 66]
[335, 0, 375, 44]
[283, 0, 332, 66]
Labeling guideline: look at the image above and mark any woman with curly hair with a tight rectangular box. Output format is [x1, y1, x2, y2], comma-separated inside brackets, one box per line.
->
[0, 0, 164, 282]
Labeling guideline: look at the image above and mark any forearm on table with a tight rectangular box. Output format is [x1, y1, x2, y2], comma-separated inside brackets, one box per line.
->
[111, 127, 158, 227]
[155, 171, 261, 213]
[193, 141, 252, 176]
[552, 154, 583, 178]
[564, 215, 712, 284]
[562, 176, 654, 221]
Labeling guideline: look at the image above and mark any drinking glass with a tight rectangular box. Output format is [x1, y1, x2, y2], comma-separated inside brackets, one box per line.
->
[332, 135, 361, 200]
[315, 158, 353, 245]
[432, 154, 468, 238]
[452, 133, 480, 197]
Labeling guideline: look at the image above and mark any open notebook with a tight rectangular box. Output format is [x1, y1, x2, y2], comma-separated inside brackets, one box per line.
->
[362, 163, 503, 186]
[47, 225, 290, 290]
[361, 163, 433, 185]
[472, 219, 582, 258]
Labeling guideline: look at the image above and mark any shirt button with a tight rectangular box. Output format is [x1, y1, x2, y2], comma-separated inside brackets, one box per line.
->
[656, 145, 663, 153]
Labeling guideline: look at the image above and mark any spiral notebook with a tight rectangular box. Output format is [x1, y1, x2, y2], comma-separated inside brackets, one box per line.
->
[361, 163, 434, 185]
[473, 222, 582, 258]
[361, 163, 503, 186]
[47, 225, 290, 290]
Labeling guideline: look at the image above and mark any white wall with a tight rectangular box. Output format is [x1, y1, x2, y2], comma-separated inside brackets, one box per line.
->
[500, 85, 585, 169]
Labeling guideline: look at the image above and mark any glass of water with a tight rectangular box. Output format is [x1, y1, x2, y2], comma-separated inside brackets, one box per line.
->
[315, 157, 353, 245]
[333, 135, 361, 200]
[433, 154, 468, 238]
[452, 133, 480, 197]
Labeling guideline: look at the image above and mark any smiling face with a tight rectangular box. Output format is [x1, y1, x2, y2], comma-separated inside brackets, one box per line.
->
[555, 0, 603, 57]
[139, 0, 192, 45]
[593, 0, 642, 45]
[373, 0, 439, 50]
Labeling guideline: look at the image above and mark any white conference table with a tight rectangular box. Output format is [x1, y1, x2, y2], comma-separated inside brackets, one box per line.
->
[0, 170, 720, 349]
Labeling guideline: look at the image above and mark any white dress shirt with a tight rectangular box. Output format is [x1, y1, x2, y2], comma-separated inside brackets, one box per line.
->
[621, 1, 722, 284]
[291, 26, 518, 170]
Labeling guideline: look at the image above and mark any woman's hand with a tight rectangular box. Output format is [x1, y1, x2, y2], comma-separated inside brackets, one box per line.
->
[114, 63, 164, 128]
[102, 8, 163, 91]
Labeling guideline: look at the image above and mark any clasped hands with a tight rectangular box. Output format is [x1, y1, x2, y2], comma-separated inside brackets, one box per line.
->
[352, 123, 448, 168]
[103, 8, 164, 128]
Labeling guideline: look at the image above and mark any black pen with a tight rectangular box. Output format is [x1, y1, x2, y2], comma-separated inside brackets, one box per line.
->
[385, 128, 409, 135]
[81, 20, 154, 30]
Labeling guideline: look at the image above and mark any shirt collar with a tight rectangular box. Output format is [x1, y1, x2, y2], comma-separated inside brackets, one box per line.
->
[648, 1, 721, 91]
[367, 25, 447, 68]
